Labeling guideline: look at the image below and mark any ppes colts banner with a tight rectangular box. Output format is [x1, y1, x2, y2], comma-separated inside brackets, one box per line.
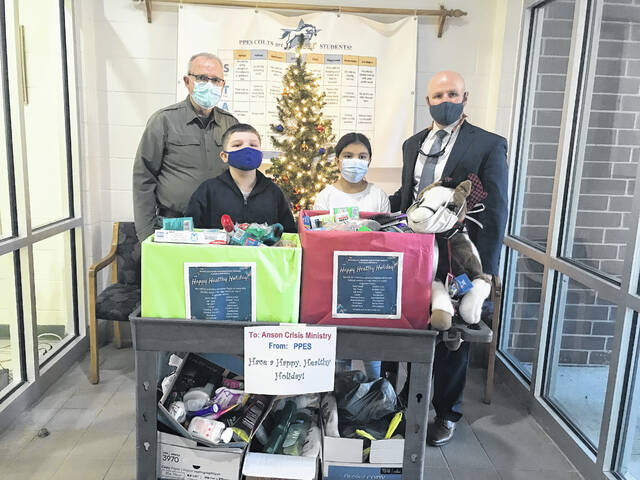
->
[177, 5, 417, 167]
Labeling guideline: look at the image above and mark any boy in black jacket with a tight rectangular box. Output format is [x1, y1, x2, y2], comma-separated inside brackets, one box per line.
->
[186, 123, 297, 233]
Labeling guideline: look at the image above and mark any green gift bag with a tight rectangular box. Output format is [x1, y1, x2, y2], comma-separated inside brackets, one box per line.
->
[141, 233, 301, 323]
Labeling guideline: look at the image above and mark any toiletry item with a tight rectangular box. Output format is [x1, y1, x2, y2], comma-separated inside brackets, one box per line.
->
[244, 223, 283, 246]
[229, 223, 281, 247]
[231, 427, 249, 443]
[187, 417, 226, 443]
[160, 354, 184, 396]
[229, 228, 247, 245]
[385, 411, 403, 439]
[220, 214, 235, 233]
[321, 393, 340, 437]
[294, 394, 320, 410]
[301, 425, 321, 457]
[183, 383, 214, 411]
[168, 354, 183, 368]
[333, 206, 359, 222]
[154, 229, 227, 244]
[355, 429, 376, 441]
[161, 373, 176, 397]
[309, 214, 334, 229]
[163, 217, 193, 231]
[282, 409, 313, 456]
[263, 400, 297, 454]
[189, 402, 239, 420]
[187, 403, 220, 418]
[227, 395, 270, 436]
[220, 427, 234, 444]
[212, 387, 247, 410]
[168, 401, 186, 424]
[222, 378, 244, 390]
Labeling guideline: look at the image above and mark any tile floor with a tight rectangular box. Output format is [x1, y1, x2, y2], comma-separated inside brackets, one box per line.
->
[0, 344, 584, 480]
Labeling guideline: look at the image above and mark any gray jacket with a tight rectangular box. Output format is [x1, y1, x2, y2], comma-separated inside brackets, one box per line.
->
[132, 97, 238, 241]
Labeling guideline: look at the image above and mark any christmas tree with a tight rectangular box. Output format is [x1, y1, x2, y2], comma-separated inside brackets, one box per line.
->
[266, 44, 339, 213]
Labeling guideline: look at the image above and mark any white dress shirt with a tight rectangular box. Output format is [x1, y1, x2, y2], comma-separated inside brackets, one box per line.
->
[412, 120, 463, 200]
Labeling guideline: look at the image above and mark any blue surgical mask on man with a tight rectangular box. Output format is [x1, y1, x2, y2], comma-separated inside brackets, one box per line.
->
[226, 147, 263, 170]
[192, 82, 222, 109]
[429, 93, 467, 126]
[341, 158, 369, 183]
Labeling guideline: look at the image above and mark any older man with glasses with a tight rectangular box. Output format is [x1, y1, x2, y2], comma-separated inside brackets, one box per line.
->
[133, 52, 238, 242]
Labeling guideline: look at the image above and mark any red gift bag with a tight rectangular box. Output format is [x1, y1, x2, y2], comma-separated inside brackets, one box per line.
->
[299, 210, 434, 329]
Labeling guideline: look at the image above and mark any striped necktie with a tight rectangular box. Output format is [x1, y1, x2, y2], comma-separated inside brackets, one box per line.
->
[417, 129, 448, 193]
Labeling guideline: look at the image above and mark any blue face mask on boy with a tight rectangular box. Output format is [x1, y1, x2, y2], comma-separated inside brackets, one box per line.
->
[192, 82, 222, 109]
[226, 147, 263, 170]
[341, 158, 369, 183]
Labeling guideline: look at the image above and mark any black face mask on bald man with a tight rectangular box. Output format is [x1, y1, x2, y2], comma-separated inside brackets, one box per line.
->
[429, 93, 467, 126]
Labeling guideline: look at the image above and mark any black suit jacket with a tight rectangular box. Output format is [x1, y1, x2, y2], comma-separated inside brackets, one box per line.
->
[389, 121, 508, 275]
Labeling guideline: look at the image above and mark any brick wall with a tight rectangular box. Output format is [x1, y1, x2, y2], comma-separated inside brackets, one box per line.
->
[507, 0, 639, 367]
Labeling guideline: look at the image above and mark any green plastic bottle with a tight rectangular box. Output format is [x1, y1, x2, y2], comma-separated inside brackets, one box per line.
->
[263, 400, 297, 454]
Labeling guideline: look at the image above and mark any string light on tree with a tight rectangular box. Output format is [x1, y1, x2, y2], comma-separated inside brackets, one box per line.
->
[266, 40, 338, 212]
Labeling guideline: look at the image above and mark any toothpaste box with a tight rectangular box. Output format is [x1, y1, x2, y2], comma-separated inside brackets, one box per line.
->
[333, 206, 359, 222]
[153, 228, 228, 244]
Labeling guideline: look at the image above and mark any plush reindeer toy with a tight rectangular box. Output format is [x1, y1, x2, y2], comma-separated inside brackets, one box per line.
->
[407, 174, 491, 331]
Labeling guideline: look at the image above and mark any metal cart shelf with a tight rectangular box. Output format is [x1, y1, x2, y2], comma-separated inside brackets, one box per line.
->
[131, 313, 437, 480]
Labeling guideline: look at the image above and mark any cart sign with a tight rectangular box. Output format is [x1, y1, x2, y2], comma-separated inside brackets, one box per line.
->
[184, 262, 256, 321]
[244, 325, 336, 395]
[332, 251, 403, 319]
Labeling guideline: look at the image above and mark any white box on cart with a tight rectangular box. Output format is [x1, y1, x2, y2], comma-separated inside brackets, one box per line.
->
[158, 432, 245, 480]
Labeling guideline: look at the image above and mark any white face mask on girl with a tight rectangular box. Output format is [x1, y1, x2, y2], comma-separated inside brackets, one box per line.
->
[341, 158, 369, 183]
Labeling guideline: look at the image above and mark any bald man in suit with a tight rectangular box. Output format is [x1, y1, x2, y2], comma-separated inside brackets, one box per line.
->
[389, 71, 508, 446]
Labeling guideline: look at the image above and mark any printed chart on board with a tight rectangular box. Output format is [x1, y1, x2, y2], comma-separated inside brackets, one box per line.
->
[178, 6, 416, 166]
[217, 50, 377, 152]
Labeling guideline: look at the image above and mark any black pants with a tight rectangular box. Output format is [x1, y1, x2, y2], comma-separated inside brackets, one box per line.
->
[383, 339, 470, 423]
[431, 340, 469, 422]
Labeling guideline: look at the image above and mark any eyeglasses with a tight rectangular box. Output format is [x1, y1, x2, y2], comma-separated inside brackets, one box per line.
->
[188, 73, 225, 86]
[419, 133, 453, 158]
[419, 116, 467, 158]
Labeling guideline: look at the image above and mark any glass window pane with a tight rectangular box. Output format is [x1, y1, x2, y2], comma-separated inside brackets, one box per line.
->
[545, 275, 616, 448]
[511, 0, 575, 248]
[500, 251, 544, 379]
[33, 231, 76, 364]
[0, 14, 12, 240]
[618, 313, 640, 479]
[0, 253, 23, 396]
[562, 4, 640, 281]
[20, 0, 70, 228]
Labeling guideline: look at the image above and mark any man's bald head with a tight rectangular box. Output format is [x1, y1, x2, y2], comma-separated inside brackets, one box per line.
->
[426, 71, 467, 107]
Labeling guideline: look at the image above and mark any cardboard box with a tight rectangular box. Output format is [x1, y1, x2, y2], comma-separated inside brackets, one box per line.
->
[243, 452, 318, 480]
[158, 432, 245, 480]
[321, 418, 404, 479]
[322, 434, 404, 465]
[241, 398, 321, 480]
[322, 462, 402, 480]
[158, 353, 261, 448]
[142, 233, 302, 322]
[369, 439, 404, 464]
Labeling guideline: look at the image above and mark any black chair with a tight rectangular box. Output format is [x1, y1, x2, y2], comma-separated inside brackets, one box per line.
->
[89, 222, 141, 384]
